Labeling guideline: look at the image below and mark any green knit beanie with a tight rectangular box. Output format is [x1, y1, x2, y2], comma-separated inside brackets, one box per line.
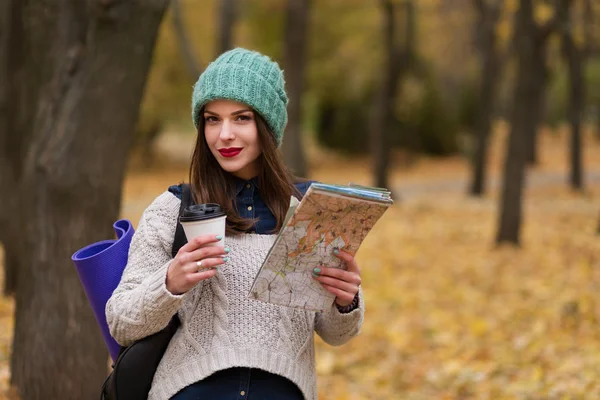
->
[192, 48, 288, 145]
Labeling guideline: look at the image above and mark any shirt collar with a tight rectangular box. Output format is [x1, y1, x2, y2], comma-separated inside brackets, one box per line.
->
[234, 176, 259, 196]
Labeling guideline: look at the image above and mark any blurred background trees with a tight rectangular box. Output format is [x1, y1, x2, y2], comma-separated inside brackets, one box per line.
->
[281, 0, 310, 176]
[497, 0, 570, 244]
[1, 0, 600, 397]
[469, 0, 504, 196]
[372, 0, 416, 190]
[135, 0, 597, 244]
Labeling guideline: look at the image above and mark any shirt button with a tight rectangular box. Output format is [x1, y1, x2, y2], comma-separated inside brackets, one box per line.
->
[247, 206, 252, 211]
[246, 184, 251, 189]
[240, 391, 246, 396]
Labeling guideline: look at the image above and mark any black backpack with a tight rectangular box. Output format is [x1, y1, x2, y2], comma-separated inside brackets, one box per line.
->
[101, 184, 193, 400]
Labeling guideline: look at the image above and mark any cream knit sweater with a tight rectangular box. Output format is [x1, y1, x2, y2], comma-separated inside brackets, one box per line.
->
[105, 191, 365, 400]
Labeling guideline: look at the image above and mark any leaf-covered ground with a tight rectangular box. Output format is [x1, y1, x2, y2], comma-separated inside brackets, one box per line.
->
[1, 127, 599, 399]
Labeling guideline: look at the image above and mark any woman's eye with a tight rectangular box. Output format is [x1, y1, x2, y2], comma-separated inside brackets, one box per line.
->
[204, 116, 218, 123]
[236, 114, 253, 122]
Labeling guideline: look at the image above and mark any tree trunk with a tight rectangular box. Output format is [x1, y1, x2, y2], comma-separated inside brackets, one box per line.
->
[373, 0, 414, 189]
[217, 0, 236, 55]
[524, 45, 549, 166]
[562, 5, 585, 191]
[171, 0, 202, 79]
[281, 0, 310, 177]
[372, 1, 395, 190]
[0, 0, 31, 297]
[597, 108, 600, 141]
[469, 0, 502, 196]
[497, 0, 537, 245]
[8, 1, 169, 398]
[0, 237, 19, 296]
[524, 0, 570, 166]
[496, 0, 569, 244]
[583, 0, 599, 140]
[0, 0, 20, 296]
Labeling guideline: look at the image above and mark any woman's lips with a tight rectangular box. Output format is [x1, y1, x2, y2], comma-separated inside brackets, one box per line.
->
[218, 147, 242, 158]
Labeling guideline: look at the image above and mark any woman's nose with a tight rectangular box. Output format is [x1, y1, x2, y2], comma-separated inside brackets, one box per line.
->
[219, 119, 235, 140]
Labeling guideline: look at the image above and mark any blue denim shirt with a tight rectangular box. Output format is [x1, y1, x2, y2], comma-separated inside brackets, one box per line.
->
[168, 178, 314, 234]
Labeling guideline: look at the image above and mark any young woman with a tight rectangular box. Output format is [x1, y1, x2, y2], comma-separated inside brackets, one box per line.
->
[106, 48, 364, 400]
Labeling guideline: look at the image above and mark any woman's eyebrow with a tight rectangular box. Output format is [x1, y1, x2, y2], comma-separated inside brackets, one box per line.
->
[231, 109, 252, 116]
[204, 109, 252, 116]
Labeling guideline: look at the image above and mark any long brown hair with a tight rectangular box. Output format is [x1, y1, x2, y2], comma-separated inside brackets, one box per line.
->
[189, 108, 300, 235]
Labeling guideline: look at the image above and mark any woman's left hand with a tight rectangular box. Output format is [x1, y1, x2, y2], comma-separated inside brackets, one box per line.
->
[312, 249, 361, 307]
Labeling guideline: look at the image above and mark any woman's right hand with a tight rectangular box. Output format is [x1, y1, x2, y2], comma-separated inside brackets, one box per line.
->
[166, 234, 228, 295]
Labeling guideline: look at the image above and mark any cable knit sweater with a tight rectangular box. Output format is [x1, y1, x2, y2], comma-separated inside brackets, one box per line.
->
[105, 191, 365, 400]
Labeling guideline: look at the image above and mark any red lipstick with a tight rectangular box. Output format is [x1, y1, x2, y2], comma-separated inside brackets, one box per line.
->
[218, 147, 242, 158]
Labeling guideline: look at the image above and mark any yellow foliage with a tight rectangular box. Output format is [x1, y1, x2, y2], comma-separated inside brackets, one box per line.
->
[534, 2, 554, 25]
[1, 133, 600, 399]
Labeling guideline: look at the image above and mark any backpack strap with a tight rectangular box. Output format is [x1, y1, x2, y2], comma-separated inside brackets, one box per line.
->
[171, 183, 192, 258]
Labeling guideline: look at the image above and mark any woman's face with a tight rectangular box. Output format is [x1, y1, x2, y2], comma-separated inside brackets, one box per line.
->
[203, 99, 262, 180]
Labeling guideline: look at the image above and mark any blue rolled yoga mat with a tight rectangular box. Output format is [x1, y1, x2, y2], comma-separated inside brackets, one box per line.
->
[71, 219, 134, 361]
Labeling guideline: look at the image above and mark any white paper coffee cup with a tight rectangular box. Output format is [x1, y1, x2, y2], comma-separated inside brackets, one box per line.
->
[179, 203, 226, 246]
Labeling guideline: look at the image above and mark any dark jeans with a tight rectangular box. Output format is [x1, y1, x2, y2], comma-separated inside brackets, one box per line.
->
[170, 367, 304, 400]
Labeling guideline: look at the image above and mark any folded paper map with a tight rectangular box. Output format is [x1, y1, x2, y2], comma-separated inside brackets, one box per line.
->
[248, 183, 393, 311]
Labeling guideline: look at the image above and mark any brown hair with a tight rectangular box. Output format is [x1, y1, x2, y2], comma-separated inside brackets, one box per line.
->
[189, 108, 301, 235]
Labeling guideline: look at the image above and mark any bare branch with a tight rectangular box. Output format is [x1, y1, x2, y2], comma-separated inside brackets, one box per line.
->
[171, 0, 202, 79]
[217, 0, 236, 54]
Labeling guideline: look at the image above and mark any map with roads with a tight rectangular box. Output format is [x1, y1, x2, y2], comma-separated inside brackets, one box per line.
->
[249, 187, 391, 311]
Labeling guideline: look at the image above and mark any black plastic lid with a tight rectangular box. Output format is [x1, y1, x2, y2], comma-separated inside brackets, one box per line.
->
[179, 203, 226, 222]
